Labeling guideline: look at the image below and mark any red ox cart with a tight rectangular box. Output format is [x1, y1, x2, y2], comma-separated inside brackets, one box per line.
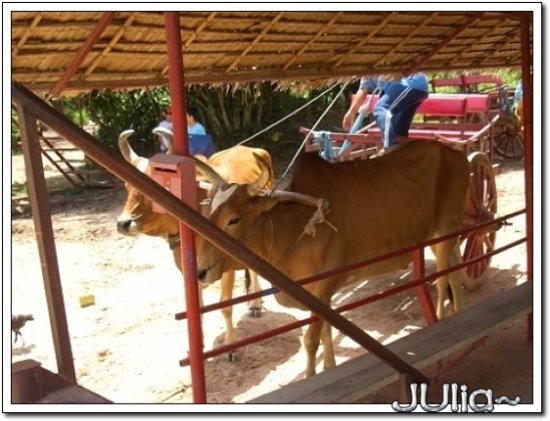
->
[431, 74, 524, 160]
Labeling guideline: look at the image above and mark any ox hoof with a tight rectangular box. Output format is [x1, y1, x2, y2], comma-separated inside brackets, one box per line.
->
[247, 306, 262, 318]
[227, 351, 240, 363]
[462, 277, 479, 292]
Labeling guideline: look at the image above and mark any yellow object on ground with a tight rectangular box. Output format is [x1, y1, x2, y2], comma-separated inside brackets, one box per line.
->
[79, 294, 95, 308]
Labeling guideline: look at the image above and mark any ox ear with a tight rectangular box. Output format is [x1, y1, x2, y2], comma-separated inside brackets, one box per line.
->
[246, 152, 273, 196]
[194, 158, 227, 190]
[118, 130, 149, 171]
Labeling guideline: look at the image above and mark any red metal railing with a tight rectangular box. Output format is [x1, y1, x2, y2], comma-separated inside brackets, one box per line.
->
[177, 210, 526, 366]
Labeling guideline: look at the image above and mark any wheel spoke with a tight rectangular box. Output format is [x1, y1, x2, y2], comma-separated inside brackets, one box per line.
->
[483, 233, 495, 251]
[465, 152, 497, 279]
[470, 173, 482, 211]
[462, 233, 477, 262]
[472, 238, 485, 277]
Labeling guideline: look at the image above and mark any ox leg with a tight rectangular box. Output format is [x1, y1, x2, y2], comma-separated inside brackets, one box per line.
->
[220, 271, 238, 362]
[247, 270, 263, 318]
[303, 320, 323, 377]
[431, 242, 450, 319]
[321, 322, 336, 370]
[448, 244, 465, 314]
[431, 240, 464, 319]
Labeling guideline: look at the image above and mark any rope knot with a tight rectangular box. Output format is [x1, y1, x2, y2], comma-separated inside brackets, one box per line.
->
[303, 199, 337, 237]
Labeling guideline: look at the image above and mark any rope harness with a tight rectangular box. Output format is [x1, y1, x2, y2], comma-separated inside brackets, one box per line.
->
[167, 233, 181, 250]
[273, 197, 338, 266]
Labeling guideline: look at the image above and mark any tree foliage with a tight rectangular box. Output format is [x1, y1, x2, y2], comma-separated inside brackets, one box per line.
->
[79, 82, 351, 168]
[11, 69, 522, 165]
[84, 87, 170, 156]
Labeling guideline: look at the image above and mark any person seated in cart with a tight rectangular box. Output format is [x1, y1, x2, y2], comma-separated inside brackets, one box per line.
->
[156, 106, 174, 153]
[155, 105, 216, 158]
[340, 73, 429, 158]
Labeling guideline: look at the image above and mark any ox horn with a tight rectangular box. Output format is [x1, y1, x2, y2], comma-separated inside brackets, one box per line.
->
[267, 191, 329, 210]
[152, 126, 174, 154]
[118, 130, 141, 166]
[194, 158, 227, 190]
[118, 129, 149, 172]
[247, 152, 273, 196]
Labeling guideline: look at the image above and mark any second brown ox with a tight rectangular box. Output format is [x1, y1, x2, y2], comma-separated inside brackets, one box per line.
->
[195, 140, 473, 377]
[116, 130, 275, 357]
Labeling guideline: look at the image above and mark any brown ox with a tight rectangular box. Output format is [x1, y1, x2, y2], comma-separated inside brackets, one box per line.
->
[115, 130, 275, 356]
[195, 140, 472, 377]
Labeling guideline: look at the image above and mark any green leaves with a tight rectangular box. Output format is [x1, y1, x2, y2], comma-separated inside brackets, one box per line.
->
[85, 87, 170, 156]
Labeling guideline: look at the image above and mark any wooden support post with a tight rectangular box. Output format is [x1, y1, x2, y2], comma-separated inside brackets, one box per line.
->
[14, 105, 76, 383]
[398, 373, 414, 405]
[520, 13, 533, 343]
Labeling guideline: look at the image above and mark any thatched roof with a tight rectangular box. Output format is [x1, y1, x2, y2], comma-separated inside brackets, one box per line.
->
[11, 11, 528, 95]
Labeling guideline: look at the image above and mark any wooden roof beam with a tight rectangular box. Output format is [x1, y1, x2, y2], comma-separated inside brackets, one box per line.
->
[476, 29, 522, 67]
[449, 23, 513, 67]
[225, 12, 284, 73]
[476, 12, 524, 21]
[12, 14, 42, 58]
[161, 11, 217, 77]
[18, 57, 524, 93]
[282, 12, 343, 71]
[84, 13, 136, 76]
[331, 12, 397, 70]
[373, 12, 437, 69]
[405, 12, 483, 75]
[51, 12, 116, 98]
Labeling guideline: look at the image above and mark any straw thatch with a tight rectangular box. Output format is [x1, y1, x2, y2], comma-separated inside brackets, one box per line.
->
[11, 11, 527, 95]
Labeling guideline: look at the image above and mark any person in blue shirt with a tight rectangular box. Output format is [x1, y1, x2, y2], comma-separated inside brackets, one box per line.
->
[187, 106, 207, 135]
[186, 106, 216, 157]
[341, 73, 429, 154]
[154, 105, 215, 158]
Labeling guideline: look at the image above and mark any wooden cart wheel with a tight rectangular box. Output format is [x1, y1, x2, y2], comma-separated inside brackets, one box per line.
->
[494, 121, 524, 160]
[461, 152, 498, 283]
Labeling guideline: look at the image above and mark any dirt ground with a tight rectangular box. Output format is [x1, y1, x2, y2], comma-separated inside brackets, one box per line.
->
[10, 148, 534, 407]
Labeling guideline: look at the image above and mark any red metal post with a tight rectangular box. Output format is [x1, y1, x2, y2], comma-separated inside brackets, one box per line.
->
[164, 12, 207, 402]
[520, 13, 533, 342]
[412, 248, 438, 325]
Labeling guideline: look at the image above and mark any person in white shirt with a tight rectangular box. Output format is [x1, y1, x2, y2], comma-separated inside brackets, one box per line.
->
[156, 106, 173, 153]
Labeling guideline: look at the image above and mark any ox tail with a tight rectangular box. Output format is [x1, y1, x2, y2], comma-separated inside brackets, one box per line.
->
[244, 269, 252, 294]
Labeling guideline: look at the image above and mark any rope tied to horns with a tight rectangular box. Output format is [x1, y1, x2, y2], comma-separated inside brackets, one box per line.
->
[302, 198, 338, 237]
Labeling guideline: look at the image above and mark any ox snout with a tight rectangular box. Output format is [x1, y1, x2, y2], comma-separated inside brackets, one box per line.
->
[196, 264, 221, 286]
[197, 268, 208, 282]
[116, 219, 134, 235]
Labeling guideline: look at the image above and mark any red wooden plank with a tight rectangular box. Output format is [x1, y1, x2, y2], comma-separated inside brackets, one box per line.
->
[465, 94, 492, 113]
[361, 93, 490, 116]
[461, 74, 502, 86]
